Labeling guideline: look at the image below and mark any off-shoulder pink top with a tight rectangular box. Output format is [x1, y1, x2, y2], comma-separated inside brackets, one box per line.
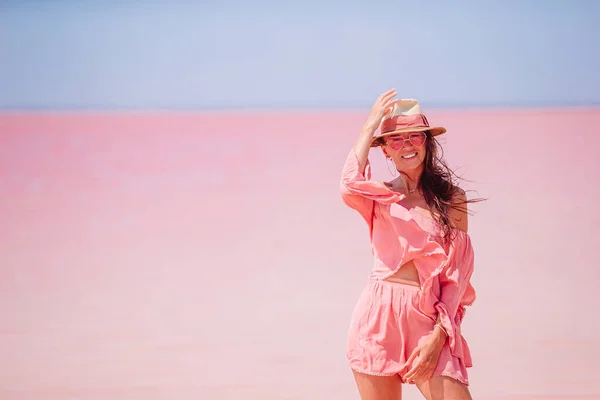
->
[340, 148, 476, 368]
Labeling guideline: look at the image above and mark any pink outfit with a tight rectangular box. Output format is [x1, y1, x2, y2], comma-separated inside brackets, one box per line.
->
[340, 149, 476, 385]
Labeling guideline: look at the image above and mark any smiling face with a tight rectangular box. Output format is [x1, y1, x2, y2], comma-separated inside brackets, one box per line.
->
[381, 131, 428, 173]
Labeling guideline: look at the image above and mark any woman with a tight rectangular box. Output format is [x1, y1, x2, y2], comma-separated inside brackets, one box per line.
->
[340, 89, 481, 400]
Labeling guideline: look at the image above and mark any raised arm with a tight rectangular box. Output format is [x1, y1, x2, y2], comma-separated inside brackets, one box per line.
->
[352, 88, 398, 172]
[339, 89, 404, 223]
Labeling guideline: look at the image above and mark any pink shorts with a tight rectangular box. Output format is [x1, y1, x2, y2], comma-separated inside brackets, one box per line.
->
[347, 279, 469, 385]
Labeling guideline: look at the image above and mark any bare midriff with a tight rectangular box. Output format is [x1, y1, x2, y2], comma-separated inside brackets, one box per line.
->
[383, 260, 421, 287]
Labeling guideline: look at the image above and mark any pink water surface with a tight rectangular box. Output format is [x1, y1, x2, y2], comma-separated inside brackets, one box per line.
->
[1, 108, 599, 399]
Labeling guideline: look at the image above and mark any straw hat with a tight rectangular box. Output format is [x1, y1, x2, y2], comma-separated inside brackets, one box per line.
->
[371, 99, 446, 147]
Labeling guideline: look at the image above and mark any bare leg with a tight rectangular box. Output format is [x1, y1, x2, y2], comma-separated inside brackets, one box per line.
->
[352, 369, 403, 400]
[415, 376, 472, 400]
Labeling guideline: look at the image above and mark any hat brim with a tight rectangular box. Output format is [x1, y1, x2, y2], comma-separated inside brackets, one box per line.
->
[370, 126, 446, 147]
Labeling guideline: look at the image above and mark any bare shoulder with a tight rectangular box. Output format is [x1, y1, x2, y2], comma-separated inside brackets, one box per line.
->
[383, 178, 401, 191]
[449, 188, 469, 233]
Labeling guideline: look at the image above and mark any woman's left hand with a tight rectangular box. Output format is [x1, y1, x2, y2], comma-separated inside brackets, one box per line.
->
[402, 330, 446, 384]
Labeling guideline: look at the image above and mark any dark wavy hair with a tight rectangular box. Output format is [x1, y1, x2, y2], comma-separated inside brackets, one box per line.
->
[375, 131, 485, 240]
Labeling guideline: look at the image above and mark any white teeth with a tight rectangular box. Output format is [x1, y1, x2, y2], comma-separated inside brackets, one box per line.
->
[401, 153, 417, 159]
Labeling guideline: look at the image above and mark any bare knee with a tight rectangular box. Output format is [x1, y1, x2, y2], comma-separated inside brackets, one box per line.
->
[416, 376, 472, 400]
[352, 369, 403, 400]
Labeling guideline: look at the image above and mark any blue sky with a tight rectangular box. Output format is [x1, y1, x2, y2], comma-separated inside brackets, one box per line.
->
[1, 0, 599, 109]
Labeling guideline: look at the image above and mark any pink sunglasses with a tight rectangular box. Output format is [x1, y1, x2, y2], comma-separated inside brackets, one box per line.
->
[385, 132, 427, 150]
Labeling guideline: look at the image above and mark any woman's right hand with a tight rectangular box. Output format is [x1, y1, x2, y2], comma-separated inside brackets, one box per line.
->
[352, 89, 398, 170]
[362, 88, 398, 135]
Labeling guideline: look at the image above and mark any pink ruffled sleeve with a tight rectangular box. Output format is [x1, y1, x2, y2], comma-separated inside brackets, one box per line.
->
[340, 148, 405, 223]
[434, 231, 476, 366]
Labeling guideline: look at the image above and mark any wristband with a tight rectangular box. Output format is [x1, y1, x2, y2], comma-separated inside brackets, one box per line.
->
[434, 323, 448, 337]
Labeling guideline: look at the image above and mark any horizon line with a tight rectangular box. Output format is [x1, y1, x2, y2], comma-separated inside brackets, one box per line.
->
[1, 99, 600, 113]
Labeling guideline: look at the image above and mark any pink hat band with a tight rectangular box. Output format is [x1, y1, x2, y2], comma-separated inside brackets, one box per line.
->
[380, 113, 431, 134]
